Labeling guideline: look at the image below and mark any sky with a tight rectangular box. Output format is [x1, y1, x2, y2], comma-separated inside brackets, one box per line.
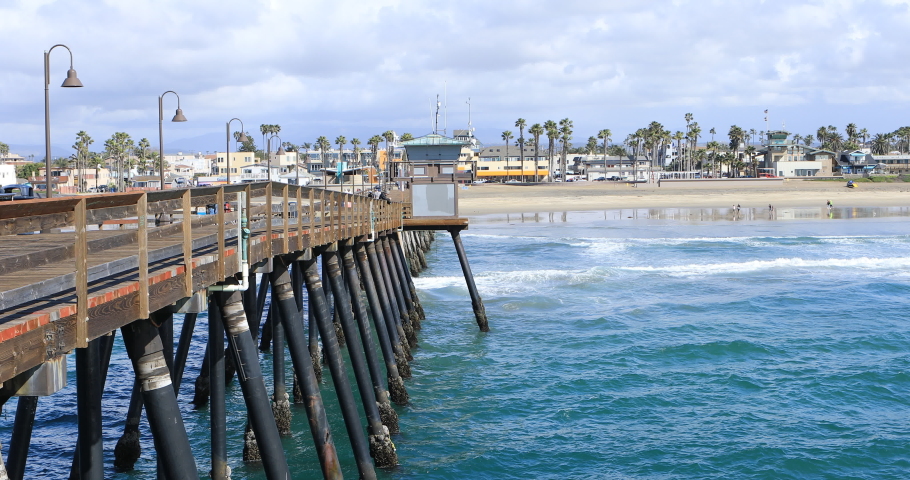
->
[2, 0, 910, 157]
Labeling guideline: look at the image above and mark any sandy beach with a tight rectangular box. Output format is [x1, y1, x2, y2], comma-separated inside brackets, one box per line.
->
[457, 179, 910, 215]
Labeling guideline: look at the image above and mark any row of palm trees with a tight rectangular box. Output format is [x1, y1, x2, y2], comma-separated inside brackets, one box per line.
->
[500, 118, 575, 181]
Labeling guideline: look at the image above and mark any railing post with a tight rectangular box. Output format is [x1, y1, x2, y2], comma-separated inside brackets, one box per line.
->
[266, 183, 273, 259]
[296, 185, 303, 251]
[319, 189, 326, 246]
[282, 183, 290, 254]
[74, 198, 88, 347]
[182, 188, 193, 297]
[216, 187, 225, 282]
[138, 193, 149, 320]
[309, 188, 316, 245]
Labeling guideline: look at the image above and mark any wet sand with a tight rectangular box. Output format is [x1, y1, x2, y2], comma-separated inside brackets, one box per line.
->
[458, 180, 910, 215]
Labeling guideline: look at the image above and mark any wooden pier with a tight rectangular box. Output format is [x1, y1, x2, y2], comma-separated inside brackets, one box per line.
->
[0, 181, 487, 479]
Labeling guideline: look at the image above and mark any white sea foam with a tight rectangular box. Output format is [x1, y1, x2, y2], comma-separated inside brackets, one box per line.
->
[413, 268, 609, 295]
[621, 256, 910, 277]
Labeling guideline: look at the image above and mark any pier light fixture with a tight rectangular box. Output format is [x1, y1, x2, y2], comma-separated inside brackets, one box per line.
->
[267, 134, 283, 182]
[226, 118, 247, 184]
[44, 44, 84, 198]
[158, 91, 187, 190]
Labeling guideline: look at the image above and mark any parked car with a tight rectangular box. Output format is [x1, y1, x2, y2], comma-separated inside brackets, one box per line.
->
[593, 177, 606, 181]
[608, 176, 621, 181]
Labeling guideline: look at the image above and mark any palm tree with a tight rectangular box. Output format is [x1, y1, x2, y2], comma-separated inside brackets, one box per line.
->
[351, 138, 361, 166]
[72, 131, 93, 192]
[846, 123, 858, 144]
[684, 113, 693, 171]
[400, 133, 414, 142]
[558, 118, 573, 180]
[382, 130, 395, 184]
[728, 125, 745, 176]
[316, 136, 330, 166]
[689, 123, 701, 174]
[871, 133, 889, 154]
[529, 123, 544, 182]
[335, 135, 347, 166]
[501, 130, 514, 182]
[368, 135, 382, 179]
[859, 128, 869, 149]
[299, 142, 312, 177]
[515, 118, 526, 181]
[672, 131, 684, 171]
[544, 120, 558, 181]
[597, 128, 611, 178]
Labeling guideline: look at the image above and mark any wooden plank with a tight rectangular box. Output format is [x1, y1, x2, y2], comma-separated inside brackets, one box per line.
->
[296, 186, 303, 252]
[0, 212, 74, 236]
[137, 194, 149, 319]
[403, 216, 469, 230]
[0, 197, 82, 220]
[182, 189, 193, 297]
[266, 183, 273, 260]
[74, 199, 88, 348]
[282, 183, 289, 255]
[216, 188, 225, 282]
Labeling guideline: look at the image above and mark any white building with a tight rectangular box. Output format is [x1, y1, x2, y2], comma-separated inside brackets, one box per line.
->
[0, 164, 16, 186]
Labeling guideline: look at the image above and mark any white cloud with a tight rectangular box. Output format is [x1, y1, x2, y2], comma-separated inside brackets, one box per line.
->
[2, 0, 910, 154]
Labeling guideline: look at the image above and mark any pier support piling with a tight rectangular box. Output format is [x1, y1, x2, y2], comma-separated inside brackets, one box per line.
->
[120, 318, 199, 480]
[354, 241, 409, 404]
[270, 305, 292, 436]
[75, 336, 104, 480]
[5, 396, 37, 480]
[380, 236, 417, 348]
[215, 288, 290, 478]
[449, 228, 490, 332]
[366, 241, 413, 370]
[208, 296, 229, 480]
[269, 255, 342, 480]
[342, 241, 400, 432]
[305, 252, 379, 479]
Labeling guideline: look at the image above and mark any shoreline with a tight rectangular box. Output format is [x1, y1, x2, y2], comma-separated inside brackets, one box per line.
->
[457, 180, 910, 216]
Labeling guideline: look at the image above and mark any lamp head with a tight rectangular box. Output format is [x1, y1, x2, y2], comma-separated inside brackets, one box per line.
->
[172, 108, 187, 122]
[238, 132, 249, 143]
[62, 68, 83, 87]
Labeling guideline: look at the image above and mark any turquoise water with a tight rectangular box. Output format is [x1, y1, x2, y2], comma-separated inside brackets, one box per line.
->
[3, 207, 910, 478]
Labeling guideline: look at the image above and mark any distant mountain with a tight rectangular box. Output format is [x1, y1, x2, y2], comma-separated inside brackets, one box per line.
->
[164, 132, 225, 155]
[5, 144, 70, 160]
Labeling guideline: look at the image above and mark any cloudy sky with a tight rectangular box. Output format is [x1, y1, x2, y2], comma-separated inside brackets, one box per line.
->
[2, 0, 909, 156]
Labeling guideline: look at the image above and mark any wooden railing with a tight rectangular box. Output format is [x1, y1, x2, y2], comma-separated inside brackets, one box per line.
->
[0, 182, 407, 368]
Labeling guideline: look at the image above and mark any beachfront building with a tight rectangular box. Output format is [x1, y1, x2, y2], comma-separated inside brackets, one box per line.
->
[576, 155, 651, 180]
[476, 144, 549, 182]
[212, 151, 257, 176]
[163, 153, 210, 176]
[836, 151, 879, 175]
[399, 134, 476, 184]
[758, 131, 835, 177]
[870, 154, 910, 175]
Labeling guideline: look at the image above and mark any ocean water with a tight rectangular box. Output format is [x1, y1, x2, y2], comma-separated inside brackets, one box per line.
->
[3, 206, 910, 479]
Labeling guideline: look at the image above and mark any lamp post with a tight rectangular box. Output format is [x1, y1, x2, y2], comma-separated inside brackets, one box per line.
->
[44, 44, 83, 198]
[226, 119, 248, 184]
[158, 91, 187, 190]
[266, 134, 285, 182]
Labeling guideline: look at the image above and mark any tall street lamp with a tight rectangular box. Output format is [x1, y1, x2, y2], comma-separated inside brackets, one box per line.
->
[226, 118, 248, 185]
[158, 91, 187, 190]
[44, 44, 83, 198]
[267, 134, 285, 182]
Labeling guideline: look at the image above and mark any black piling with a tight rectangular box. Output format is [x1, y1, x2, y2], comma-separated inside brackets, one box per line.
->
[70, 332, 115, 479]
[75, 336, 104, 480]
[5, 396, 37, 480]
[269, 255, 342, 480]
[321, 257, 346, 348]
[366, 240, 413, 370]
[380, 236, 417, 348]
[253, 271, 270, 341]
[215, 288, 290, 478]
[354, 241, 409, 404]
[304, 253, 378, 479]
[191, 346, 210, 408]
[208, 296, 229, 480]
[113, 379, 143, 470]
[393, 233, 426, 322]
[270, 304, 292, 435]
[172, 312, 198, 395]
[327, 247, 398, 466]
[449, 228, 490, 332]
[290, 261, 307, 403]
[387, 235, 421, 330]
[120, 317, 199, 480]
[341, 241, 401, 432]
